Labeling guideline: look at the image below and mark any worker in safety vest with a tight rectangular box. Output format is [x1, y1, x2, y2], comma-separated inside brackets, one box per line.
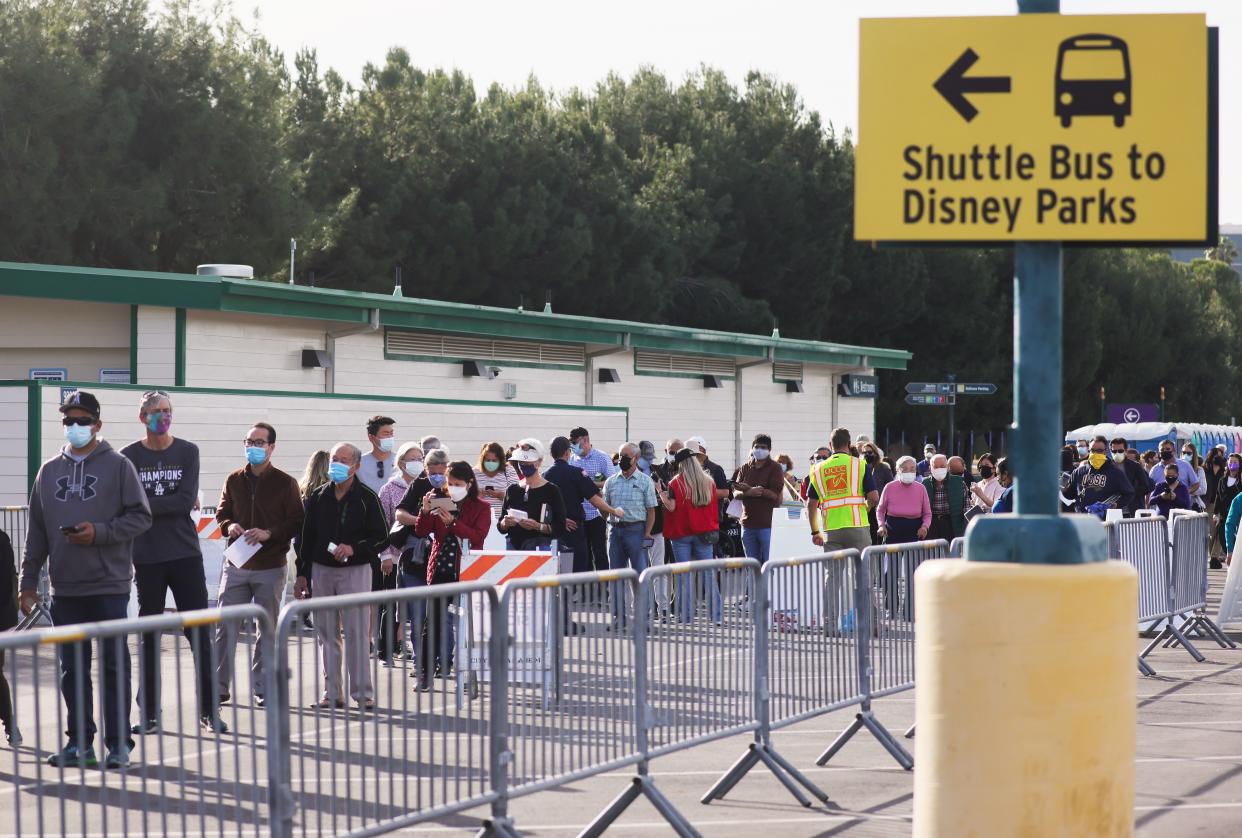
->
[806, 427, 879, 553]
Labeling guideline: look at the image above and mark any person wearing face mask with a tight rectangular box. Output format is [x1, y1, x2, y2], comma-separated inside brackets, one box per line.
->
[991, 458, 1016, 514]
[1109, 437, 1153, 517]
[774, 453, 801, 501]
[569, 427, 616, 574]
[475, 442, 519, 521]
[967, 453, 1002, 518]
[295, 443, 389, 709]
[917, 444, 937, 478]
[1212, 454, 1242, 567]
[861, 443, 894, 544]
[413, 461, 491, 690]
[603, 442, 660, 627]
[801, 447, 832, 502]
[498, 439, 567, 552]
[215, 421, 305, 709]
[373, 442, 424, 666]
[1148, 440, 1199, 498]
[395, 448, 448, 528]
[1062, 435, 1135, 520]
[922, 454, 971, 540]
[1182, 443, 1208, 512]
[1222, 456, 1242, 564]
[358, 416, 397, 495]
[122, 391, 226, 736]
[1149, 463, 1191, 517]
[877, 457, 931, 544]
[21, 390, 151, 769]
[731, 434, 787, 565]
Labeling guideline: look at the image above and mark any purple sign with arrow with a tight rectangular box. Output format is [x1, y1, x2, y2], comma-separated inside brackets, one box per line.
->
[1107, 403, 1159, 424]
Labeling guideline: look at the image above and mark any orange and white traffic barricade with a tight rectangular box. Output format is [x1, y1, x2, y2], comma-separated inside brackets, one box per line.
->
[459, 549, 560, 698]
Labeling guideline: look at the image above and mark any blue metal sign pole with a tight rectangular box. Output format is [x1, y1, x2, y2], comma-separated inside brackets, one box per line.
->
[1012, 242, 1061, 518]
[966, 0, 1105, 564]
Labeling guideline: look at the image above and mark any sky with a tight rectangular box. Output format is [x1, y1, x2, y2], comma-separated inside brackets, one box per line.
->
[221, 0, 1238, 224]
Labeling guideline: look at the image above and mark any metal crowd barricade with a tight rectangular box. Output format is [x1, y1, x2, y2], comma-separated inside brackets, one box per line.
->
[0, 603, 274, 837]
[583, 558, 758, 838]
[949, 537, 965, 558]
[703, 550, 860, 808]
[270, 581, 505, 838]
[1, 507, 51, 630]
[1167, 513, 1235, 652]
[1108, 516, 1178, 673]
[491, 570, 642, 834]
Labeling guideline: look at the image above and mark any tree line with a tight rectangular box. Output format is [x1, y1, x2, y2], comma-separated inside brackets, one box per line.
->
[1, 0, 1237, 437]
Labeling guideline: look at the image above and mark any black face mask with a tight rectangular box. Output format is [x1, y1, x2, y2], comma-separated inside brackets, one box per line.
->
[979, 465, 994, 479]
[618, 455, 633, 472]
[865, 453, 878, 464]
[1160, 450, 1173, 461]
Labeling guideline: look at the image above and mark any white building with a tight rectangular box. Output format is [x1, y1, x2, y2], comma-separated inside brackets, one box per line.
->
[0, 261, 911, 506]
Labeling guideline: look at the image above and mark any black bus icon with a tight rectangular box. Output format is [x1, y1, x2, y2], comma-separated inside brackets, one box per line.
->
[1054, 34, 1131, 127]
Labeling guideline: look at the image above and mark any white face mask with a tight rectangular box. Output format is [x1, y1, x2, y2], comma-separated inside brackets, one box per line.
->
[898, 471, 917, 485]
[1111, 452, 1125, 463]
[378, 437, 396, 452]
[404, 459, 425, 479]
[931, 467, 949, 481]
[666, 452, 677, 464]
[447, 485, 468, 502]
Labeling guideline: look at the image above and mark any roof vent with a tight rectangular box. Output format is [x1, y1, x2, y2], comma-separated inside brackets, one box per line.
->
[197, 264, 254, 279]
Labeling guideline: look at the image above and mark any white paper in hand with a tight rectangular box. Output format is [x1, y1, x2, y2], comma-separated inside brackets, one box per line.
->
[224, 537, 262, 569]
[725, 499, 745, 519]
[508, 508, 529, 521]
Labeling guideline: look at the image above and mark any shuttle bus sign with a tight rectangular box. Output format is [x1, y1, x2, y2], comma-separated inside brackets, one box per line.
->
[855, 14, 1215, 244]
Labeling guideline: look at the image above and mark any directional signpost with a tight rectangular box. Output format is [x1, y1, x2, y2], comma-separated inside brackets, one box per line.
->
[904, 380, 995, 453]
[859, 3, 1217, 835]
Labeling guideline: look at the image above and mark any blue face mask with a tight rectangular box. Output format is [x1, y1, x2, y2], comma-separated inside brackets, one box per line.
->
[64, 424, 93, 449]
[428, 473, 446, 489]
[1182, 454, 1194, 463]
[246, 446, 267, 466]
[570, 443, 584, 457]
[518, 462, 538, 478]
[752, 447, 770, 460]
[328, 462, 351, 484]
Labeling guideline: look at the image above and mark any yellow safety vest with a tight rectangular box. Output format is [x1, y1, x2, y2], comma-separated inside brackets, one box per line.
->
[808, 452, 869, 530]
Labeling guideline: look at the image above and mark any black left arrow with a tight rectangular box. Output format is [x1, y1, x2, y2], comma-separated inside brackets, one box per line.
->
[933, 48, 1011, 122]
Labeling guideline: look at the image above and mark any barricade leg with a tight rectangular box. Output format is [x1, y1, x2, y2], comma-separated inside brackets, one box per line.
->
[1141, 619, 1205, 662]
[581, 767, 702, 838]
[904, 723, 915, 739]
[1138, 656, 1156, 676]
[815, 702, 913, 770]
[1179, 614, 1236, 649]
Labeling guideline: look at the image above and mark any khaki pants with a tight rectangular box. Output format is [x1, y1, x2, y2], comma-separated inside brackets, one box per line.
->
[214, 564, 286, 699]
[312, 564, 373, 703]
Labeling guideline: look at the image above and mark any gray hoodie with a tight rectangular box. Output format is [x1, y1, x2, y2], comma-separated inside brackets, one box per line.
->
[22, 440, 152, 597]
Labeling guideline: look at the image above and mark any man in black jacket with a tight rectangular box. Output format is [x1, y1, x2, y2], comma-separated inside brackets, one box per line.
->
[1062, 436, 1135, 518]
[295, 442, 388, 709]
[1111, 437, 1153, 516]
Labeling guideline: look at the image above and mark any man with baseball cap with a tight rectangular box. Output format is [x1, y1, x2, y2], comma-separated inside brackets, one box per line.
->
[22, 390, 152, 769]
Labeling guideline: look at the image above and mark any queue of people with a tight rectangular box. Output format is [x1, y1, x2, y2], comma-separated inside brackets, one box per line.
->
[12, 387, 1242, 769]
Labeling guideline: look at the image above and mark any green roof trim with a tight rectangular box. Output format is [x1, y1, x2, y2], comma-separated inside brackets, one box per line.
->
[0, 261, 912, 370]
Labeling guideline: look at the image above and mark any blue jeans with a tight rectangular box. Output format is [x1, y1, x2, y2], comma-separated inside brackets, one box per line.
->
[400, 570, 428, 670]
[51, 594, 131, 752]
[741, 526, 772, 565]
[609, 524, 648, 623]
[669, 535, 721, 623]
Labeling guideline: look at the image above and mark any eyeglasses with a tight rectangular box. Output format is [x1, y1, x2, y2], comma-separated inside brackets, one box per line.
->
[62, 416, 94, 427]
[243, 438, 270, 447]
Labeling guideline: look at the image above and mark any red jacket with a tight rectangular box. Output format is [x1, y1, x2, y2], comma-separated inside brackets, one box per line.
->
[415, 495, 491, 584]
[662, 476, 720, 541]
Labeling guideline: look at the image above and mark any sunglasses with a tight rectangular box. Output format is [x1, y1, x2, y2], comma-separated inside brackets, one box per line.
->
[62, 416, 94, 427]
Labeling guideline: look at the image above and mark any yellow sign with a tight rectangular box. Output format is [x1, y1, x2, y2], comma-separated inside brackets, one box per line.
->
[855, 14, 1212, 243]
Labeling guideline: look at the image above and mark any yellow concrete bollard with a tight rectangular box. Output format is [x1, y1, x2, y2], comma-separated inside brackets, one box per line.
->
[914, 559, 1137, 838]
